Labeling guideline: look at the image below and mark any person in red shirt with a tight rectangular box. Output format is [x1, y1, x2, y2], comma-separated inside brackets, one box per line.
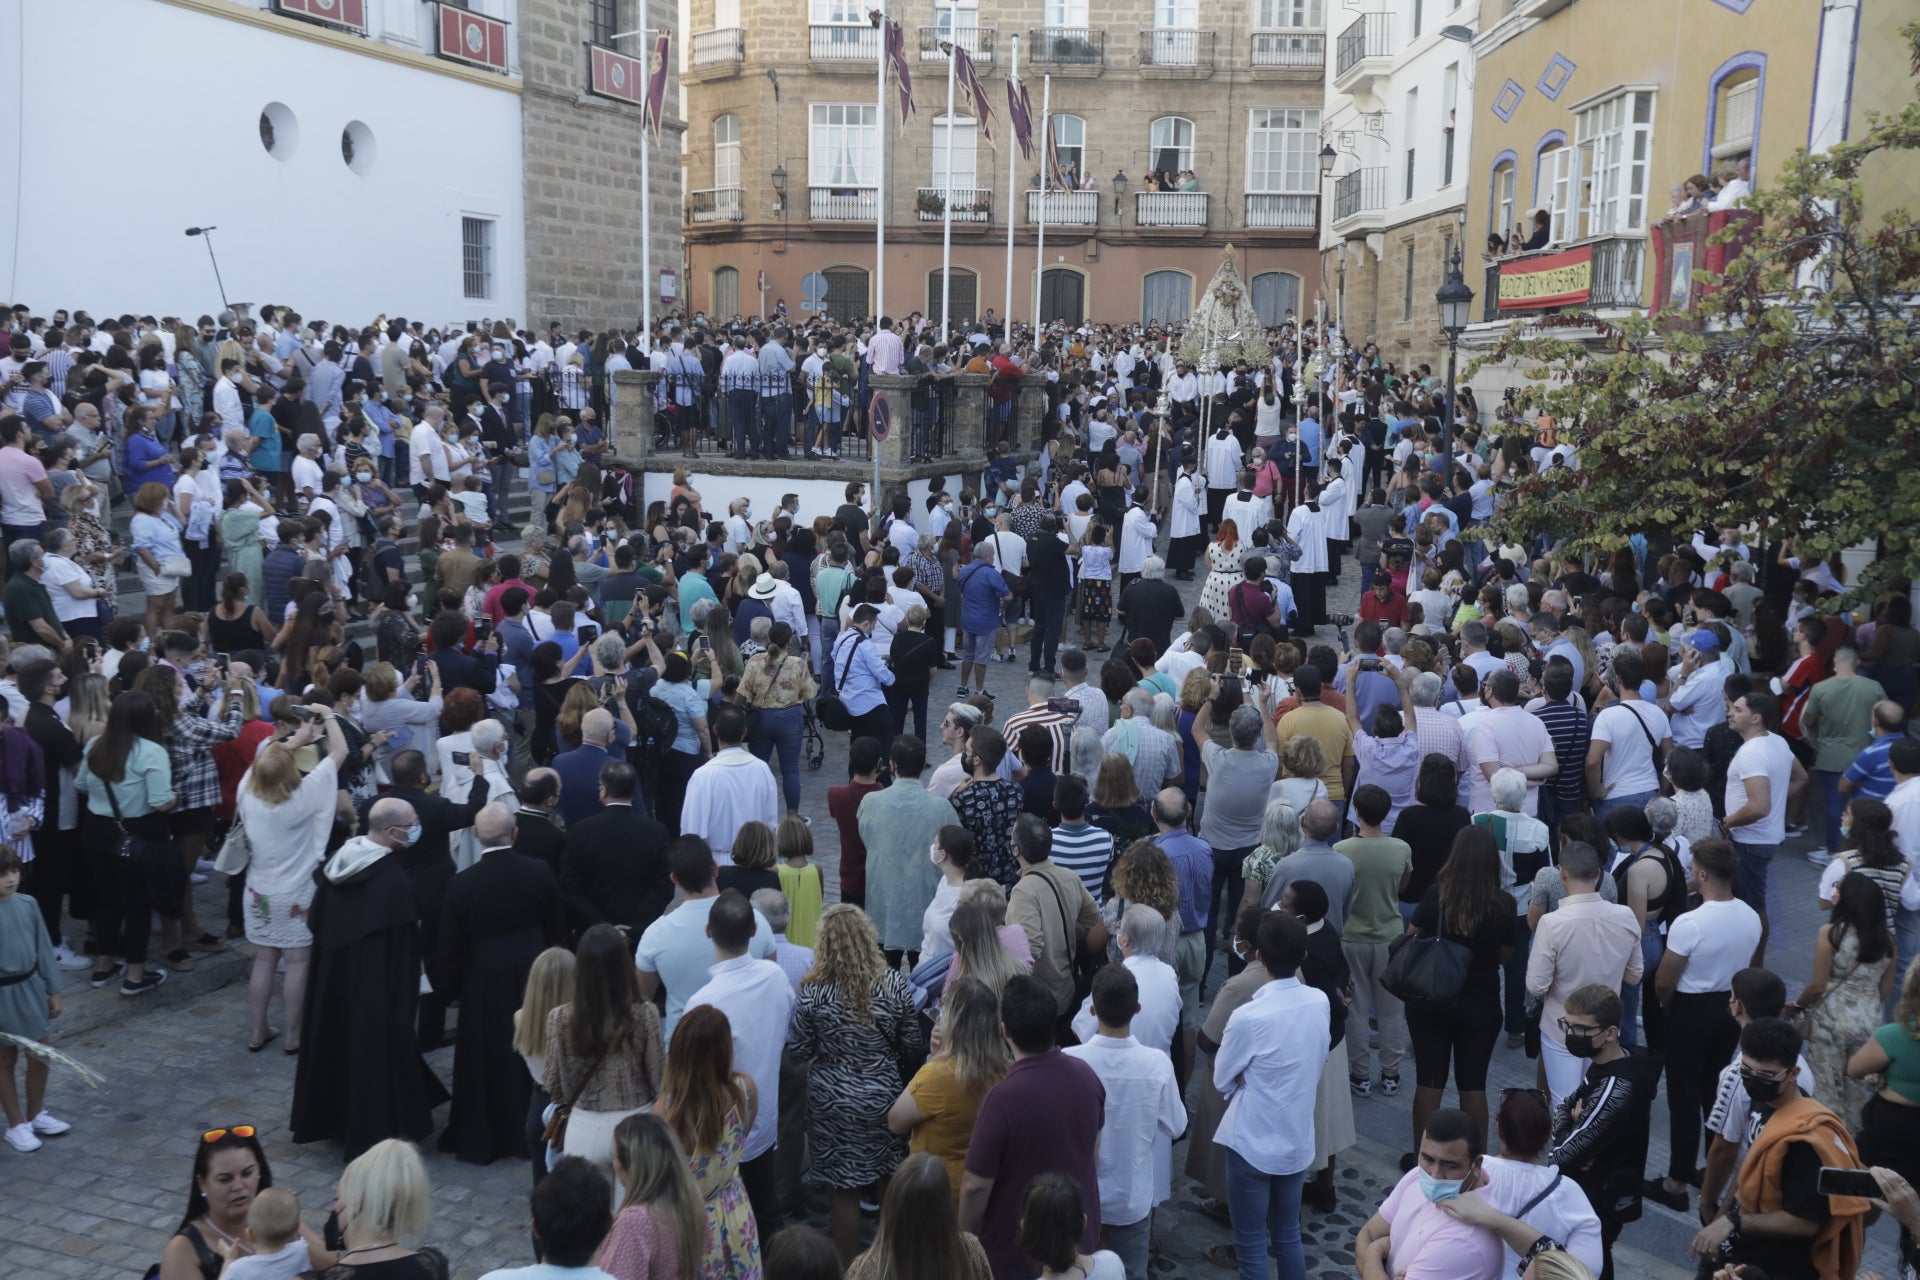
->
[480, 552, 532, 625]
[1357, 575, 1408, 631]
[827, 734, 886, 908]
[1778, 616, 1828, 741]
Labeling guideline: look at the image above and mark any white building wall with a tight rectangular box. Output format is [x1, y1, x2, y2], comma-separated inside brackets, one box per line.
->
[0, 0, 526, 325]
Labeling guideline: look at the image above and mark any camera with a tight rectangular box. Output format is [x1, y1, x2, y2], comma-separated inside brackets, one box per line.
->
[1359, 657, 1383, 672]
[1329, 612, 1355, 628]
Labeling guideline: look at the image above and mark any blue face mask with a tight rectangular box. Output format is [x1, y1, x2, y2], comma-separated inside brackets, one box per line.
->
[1417, 1168, 1467, 1204]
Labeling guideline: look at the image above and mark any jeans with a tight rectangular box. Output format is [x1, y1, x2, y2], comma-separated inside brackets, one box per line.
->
[1204, 843, 1255, 985]
[760, 393, 793, 458]
[750, 705, 804, 815]
[1225, 1151, 1306, 1280]
[1896, 906, 1920, 1020]
[728, 389, 760, 457]
[1592, 789, 1657, 823]
[1101, 1216, 1152, 1280]
[489, 460, 514, 529]
[1815, 769, 1846, 854]
[1620, 918, 1666, 1048]
[1027, 592, 1065, 674]
[1732, 840, 1779, 921]
[815, 617, 842, 694]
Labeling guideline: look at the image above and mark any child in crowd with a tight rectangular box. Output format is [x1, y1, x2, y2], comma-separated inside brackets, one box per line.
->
[216, 1188, 312, 1280]
[1077, 523, 1114, 653]
[454, 475, 493, 545]
[1665, 746, 1716, 847]
[775, 815, 823, 947]
[0, 845, 64, 1154]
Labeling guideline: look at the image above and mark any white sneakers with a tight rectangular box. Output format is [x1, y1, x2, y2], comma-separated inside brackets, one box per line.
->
[4, 1112, 71, 1152]
[52, 944, 91, 972]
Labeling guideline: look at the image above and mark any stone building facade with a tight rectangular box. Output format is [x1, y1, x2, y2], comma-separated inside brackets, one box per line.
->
[679, 0, 1325, 327]
[519, 0, 684, 332]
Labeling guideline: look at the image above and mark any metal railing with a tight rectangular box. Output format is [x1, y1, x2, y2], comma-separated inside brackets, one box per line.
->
[650, 371, 872, 462]
[1251, 29, 1325, 67]
[1245, 193, 1318, 228]
[1134, 190, 1209, 228]
[1139, 28, 1215, 68]
[918, 25, 996, 62]
[1332, 167, 1386, 223]
[1335, 12, 1391, 77]
[809, 23, 880, 60]
[1026, 189, 1099, 225]
[689, 187, 744, 223]
[917, 187, 992, 223]
[1030, 26, 1104, 65]
[809, 187, 879, 221]
[689, 27, 744, 65]
[1590, 235, 1647, 308]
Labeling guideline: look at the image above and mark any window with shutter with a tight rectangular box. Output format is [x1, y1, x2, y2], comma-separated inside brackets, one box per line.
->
[1714, 76, 1758, 161]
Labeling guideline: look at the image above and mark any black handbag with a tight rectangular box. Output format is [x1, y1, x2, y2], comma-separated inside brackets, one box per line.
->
[814, 635, 866, 732]
[1382, 929, 1472, 1007]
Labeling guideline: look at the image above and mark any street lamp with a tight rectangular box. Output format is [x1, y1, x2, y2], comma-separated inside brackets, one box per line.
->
[770, 163, 788, 198]
[1112, 169, 1130, 217]
[1319, 143, 1337, 177]
[1435, 244, 1476, 477]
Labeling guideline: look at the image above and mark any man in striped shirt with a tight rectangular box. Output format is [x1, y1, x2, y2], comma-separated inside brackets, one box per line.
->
[1049, 775, 1115, 902]
[1004, 674, 1076, 774]
[1840, 700, 1907, 802]
[1528, 659, 1591, 833]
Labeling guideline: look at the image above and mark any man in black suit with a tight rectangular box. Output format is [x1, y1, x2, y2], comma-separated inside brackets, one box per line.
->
[511, 767, 567, 874]
[559, 760, 672, 940]
[372, 749, 493, 1047]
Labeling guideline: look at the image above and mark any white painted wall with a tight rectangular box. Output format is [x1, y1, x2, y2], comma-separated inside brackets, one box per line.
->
[0, 0, 526, 325]
[638, 471, 969, 534]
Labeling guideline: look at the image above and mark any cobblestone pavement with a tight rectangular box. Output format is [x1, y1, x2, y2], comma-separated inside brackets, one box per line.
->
[0, 543, 1883, 1278]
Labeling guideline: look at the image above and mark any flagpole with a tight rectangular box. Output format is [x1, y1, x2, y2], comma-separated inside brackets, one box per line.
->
[1033, 72, 1051, 324]
[1004, 34, 1019, 332]
[939, 40, 958, 344]
[873, 2, 886, 504]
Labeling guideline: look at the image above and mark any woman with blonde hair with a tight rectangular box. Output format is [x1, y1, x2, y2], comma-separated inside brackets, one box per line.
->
[310, 1138, 444, 1279]
[792, 904, 925, 1261]
[888, 977, 1012, 1203]
[236, 711, 348, 1053]
[601, 1112, 707, 1280]
[944, 898, 1030, 999]
[1270, 734, 1329, 817]
[846, 1152, 993, 1280]
[513, 946, 576, 1186]
[1099, 840, 1180, 966]
[657, 1004, 761, 1280]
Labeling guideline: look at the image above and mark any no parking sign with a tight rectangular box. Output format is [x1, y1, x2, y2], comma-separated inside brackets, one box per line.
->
[869, 392, 892, 442]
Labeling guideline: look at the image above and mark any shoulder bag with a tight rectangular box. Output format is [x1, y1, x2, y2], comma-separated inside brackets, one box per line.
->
[539, 1038, 610, 1161]
[742, 655, 788, 741]
[994, 535, 1027, 599]
[213, 806, 252, 877]
[814, 634, 866, 732]
[1037, 864, 1102, 1014]
[1382, 927, 1472, 1007]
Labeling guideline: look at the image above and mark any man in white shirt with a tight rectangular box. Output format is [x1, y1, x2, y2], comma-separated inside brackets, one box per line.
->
[1059, 648, 1108, 734]
[1071, 904, 1181, 1053]
[1585, 648, 1673, 819]
[408, 405, 451, 494]
[687, 888, 796, 1234]
[1212, 912, 1328, 1280]
[1662, 632, 1729, 752]
[1721, 688, 1803, 959]
[866, 316, 904, 376]
[1157, 628, 1209, 689]
[1064, 959, 1186, 1280]
[680, 706, 780, 864]
[635, 838, 775, 1040]
[211, 359, 246, 434]
[1468, 670, 1558, 816]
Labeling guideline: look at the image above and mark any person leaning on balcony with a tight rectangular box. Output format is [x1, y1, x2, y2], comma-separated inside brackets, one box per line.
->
[1522, 209, 1550, 251]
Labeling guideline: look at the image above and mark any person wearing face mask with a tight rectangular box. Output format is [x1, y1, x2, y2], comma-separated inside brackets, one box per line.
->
[1354, 1109, 1504, 1280]
[1524, 841, 1643, 1111]
[290, 795, 452, 1160]
[1689, 1017, 1869, 1280]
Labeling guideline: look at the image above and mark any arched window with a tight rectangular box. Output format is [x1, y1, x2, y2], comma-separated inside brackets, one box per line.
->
[1041, 267, 1085, 324]
[823, 266, 869, 322]
[1149, 116, 1194, 177]
[1532, 131, 1571, 245]
[931, 114, 979, 192]
[1250, 272, 1300, 327]
[1488, 152, 1517, 239]
[1142, 270, 1192, 324]
[711, 266, 740, 318]
[713, 114, 741, 190]
[1707, 54, 1764, 171]
[928, 268, 978, 324]
[1052, 115, 1086, 188]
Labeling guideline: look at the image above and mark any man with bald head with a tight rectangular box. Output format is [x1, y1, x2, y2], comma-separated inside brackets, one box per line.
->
[293, 795, 452, 1159]
[1260, 797, 1357, 934]
[554, 705, 629, 827]
[428, 802, 567, 1164]
[511, 767, 567, 872]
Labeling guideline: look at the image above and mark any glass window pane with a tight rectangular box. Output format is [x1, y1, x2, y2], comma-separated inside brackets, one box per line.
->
[1142, 270, 1192, 324]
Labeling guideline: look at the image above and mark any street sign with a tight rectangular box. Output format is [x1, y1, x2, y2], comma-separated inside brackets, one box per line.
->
[869, 392, 892, 443]
[801, 271, 829, 312]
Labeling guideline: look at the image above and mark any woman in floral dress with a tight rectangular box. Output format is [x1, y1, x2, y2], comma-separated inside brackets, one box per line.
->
[791, 905, 925, 1263]
[1794, 872, 1897, 1131]
[658, 1005, 761, 1280]
[1198, 520, 1251, 621]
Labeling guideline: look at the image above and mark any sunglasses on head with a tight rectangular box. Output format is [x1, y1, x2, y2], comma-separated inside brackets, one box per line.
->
[201, 1125, 256, 1144]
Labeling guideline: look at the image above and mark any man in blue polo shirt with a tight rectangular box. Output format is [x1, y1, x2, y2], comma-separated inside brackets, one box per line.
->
[1841, 699, 1907, 803]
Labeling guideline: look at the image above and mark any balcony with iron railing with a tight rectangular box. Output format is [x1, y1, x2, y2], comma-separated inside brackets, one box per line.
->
[689, 187, 745, 223]
[1134, 190, 1209, 229]
[810, 187, 879, 221]
[1334, 12, 1392, 92]
[1251, 29, 1325, 71]
[1026, 189, 1100, 226]
[1030, 27, 1105, 69]
[1479, 233, 1648, 320]
[1331, 167, 1387, 227]
[1138, 28, 1215, 74]
[689, 28, 744, 67]
[919, 25, 995, 62]
[1245, 193, 1318, 230]
[917, 187, 993, 223]
[810, 24, 879, 63]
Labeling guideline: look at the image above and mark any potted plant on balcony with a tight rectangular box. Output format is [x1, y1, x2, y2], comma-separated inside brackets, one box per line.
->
[966, 195, 992, 217]
[915, 190, 946, 217]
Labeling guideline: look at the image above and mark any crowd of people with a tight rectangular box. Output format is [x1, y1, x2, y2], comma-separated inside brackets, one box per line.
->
[0, 295, 1918, 1280]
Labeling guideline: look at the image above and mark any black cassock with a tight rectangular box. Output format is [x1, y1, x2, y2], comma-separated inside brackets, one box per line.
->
[290, 846, 450, 1160]
[428, 847, 568, 1165]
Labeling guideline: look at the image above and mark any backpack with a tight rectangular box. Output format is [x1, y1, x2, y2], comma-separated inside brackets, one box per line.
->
[633, 695, 681, 763]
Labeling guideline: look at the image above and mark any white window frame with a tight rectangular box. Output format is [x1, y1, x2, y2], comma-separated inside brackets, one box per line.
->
[933, 0, 979, 41]
[1544, 145, 1578, 244]
[1044, 0, 1088, 27]
[713, 0, 740, 28]
[713, 114, 741, 189]
[1713, 74, 1758, 162]
[931, 114, 980, 192]
[810, 0, 863, 23]
[1149, 116, 1195, 175]
[461, 216, 494, 301]
[1246, 107, 1321, 193]
[1255, 0, 1322, 28]
[810, 102, 879, 187]
[712, 266, 740, 317]
[1493, 161, 1516, 238]
[1053, 114, 1087, 184]
[1575, 88, 1656, 236]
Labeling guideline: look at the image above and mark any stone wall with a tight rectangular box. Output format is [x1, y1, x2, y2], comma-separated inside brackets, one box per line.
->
[518, 0, 684, 332]
[1323, 207, 1467, 376]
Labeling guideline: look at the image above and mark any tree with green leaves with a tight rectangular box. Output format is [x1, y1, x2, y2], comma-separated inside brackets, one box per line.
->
[1468, 23, 1920, 605]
